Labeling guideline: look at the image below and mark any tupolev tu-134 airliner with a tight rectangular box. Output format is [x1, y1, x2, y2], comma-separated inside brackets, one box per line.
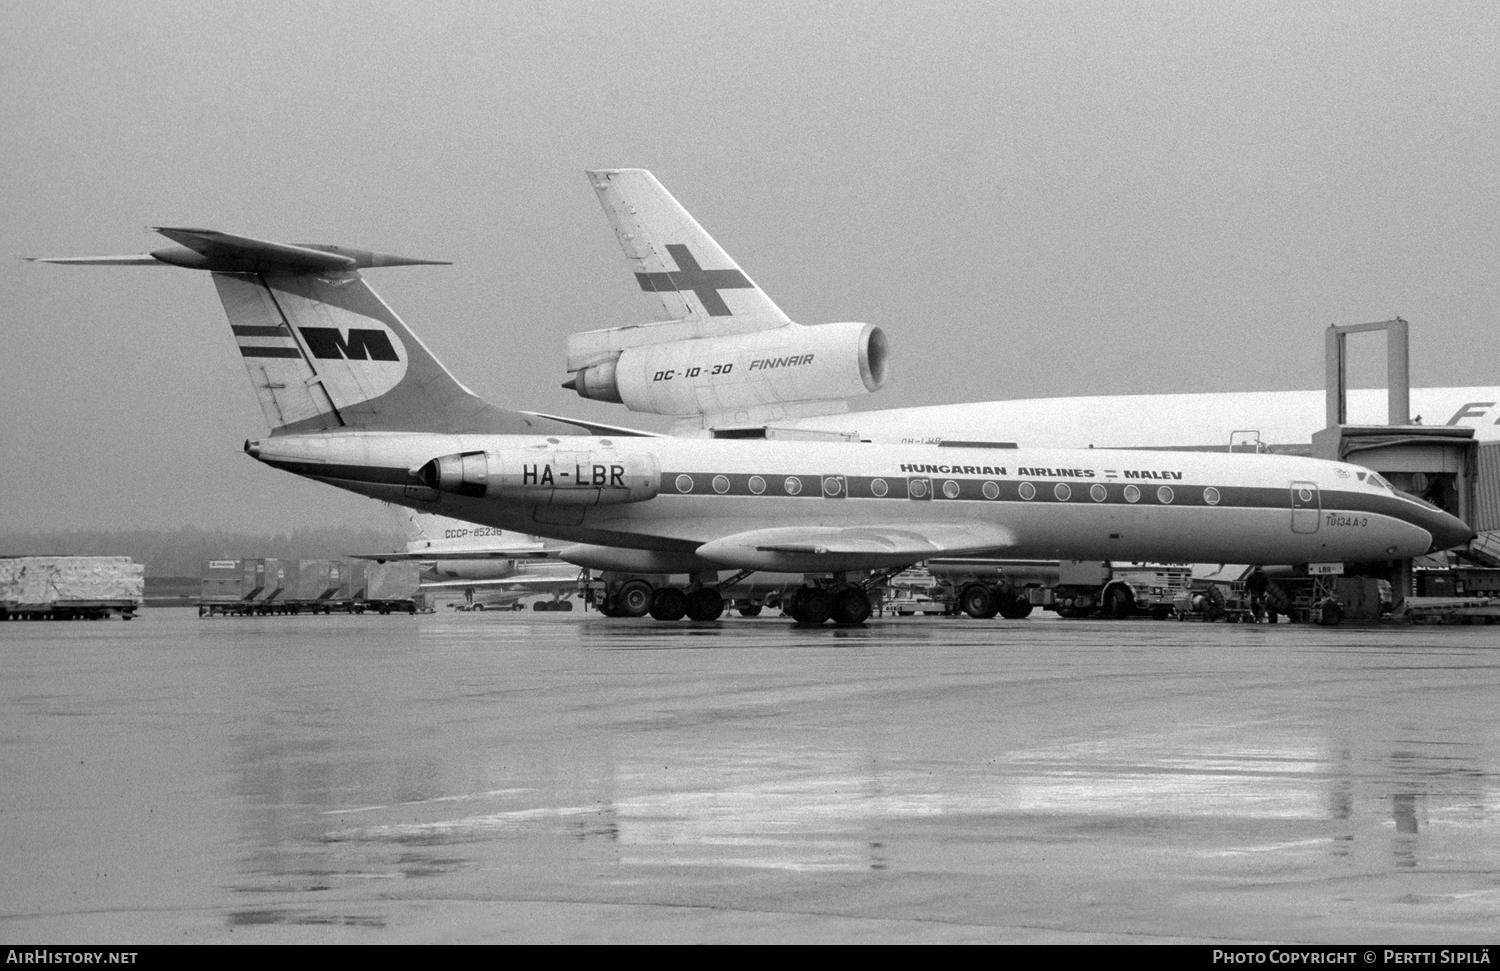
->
[32, 228, 1473, 625]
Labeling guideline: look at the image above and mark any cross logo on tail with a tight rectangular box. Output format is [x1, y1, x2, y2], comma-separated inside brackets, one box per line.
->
[634, 244, 753, 317]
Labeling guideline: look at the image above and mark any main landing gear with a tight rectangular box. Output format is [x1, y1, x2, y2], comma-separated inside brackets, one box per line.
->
[645, 586, 727, 622]
[783, 585, 874, 626]
[593, 570, 895, 627]
[782, 569, 907, 626]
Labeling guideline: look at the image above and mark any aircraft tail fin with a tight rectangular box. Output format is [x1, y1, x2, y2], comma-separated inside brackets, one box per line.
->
[586, 169, 789, 326]
[34, 228, 595, 438]
[394, 507, 551, 556]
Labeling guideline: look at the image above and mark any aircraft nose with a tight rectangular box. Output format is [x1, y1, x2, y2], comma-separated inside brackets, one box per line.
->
[1414, 504, 1476, 554]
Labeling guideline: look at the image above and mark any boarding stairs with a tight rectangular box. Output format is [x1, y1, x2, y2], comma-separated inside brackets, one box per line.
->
[1456, 530, 1500, 569]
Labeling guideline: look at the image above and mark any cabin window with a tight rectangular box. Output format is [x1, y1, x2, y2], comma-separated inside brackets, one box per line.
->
[1054, 483, 1072, 501]
[871, 477, 889, 497]
[712, 475, 730, 494]
[1124, 485, 1141, 503]
[784, 476, 803, 495]
[942, 480, 960, 499]
[1090, 484, 1107, 502]
[749, 475, 766, 495]
[824, 476, 844, 497]
[675, 474, 694, 493]
[1203, 487, 1221, 505]
[910, 479, 929, 498]
[981, 481, 999, 500]
[1019, 482, 1036, 500]
[1157, 486, 1174, 504]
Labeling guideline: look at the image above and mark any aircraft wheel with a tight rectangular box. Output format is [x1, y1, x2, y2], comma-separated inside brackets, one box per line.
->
[831, 587, 872, 626]
[738, 605, 762, 617]
[793, 588, 833, 625]
[998, 596, 1034, 619]
[684, 588, 725, 621]
[960, 583, 998, 619]
[1318, 601, 1344, 627]
[614, 579, 653, 618]
[648, 587, 687, 622]
[1106, 585, 1135, 619]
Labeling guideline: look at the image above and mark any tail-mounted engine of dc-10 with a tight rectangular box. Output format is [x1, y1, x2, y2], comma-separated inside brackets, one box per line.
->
[563, 320, 889, 428]
[418, 448, 660, 505]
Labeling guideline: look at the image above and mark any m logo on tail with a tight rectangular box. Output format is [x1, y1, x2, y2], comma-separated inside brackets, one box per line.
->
[300, 327, 401, 362]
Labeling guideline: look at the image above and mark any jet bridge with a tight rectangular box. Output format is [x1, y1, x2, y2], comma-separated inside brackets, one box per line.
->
[1312, 318, 1500, 610]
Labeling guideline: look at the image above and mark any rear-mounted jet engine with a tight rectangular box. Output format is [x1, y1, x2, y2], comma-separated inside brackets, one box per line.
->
[418, 449, 660, 505]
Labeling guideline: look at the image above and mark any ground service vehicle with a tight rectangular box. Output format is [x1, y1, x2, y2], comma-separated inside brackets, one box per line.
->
[922, 558, 1190, 619]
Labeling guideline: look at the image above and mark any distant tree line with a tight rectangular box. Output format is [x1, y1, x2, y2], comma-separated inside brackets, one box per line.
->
[0, 526, 406, 577]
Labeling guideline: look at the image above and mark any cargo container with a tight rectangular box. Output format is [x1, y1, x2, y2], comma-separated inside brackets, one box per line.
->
[256, 558, 300, 608]
[199, 558, 262, 610]
[334, 560, 367, 605]
[291, 559, 341, 606]
[363, 562, 421, 613]
[1, 556, 143, 620]
[199, 558, 418, 617]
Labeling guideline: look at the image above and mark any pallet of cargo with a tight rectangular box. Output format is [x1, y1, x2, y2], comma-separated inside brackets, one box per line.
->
[197, 558, 420, 617]
[0, 556, 143, 621]
[1, 599, 141, 621]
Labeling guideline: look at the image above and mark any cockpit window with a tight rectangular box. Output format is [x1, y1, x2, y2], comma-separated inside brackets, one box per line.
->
[1355, 471, 1367, 482]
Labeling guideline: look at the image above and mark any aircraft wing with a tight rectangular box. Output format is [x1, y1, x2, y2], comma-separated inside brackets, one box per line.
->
[518, 412, 665, 438]
[696, 523, 1017, 573]
[24, 254, 163, 265]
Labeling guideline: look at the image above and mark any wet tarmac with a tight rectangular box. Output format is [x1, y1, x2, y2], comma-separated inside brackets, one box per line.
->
[3, 608, 1499, 943]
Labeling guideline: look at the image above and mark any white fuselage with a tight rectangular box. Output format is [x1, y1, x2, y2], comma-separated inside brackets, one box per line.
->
[250, 432, 1466, 574]
[776, 387, 1500, 449]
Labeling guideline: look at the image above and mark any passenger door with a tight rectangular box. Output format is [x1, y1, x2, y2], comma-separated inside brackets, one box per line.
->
[1290, 481, 1320, 534]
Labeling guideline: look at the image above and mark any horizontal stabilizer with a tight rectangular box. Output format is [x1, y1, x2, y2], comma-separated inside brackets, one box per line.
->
[151, 227, 450, 273]
[29, 228, 449, 275]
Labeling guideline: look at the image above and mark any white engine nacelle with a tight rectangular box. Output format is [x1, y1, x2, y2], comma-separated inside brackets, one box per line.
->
[419, 449, 660, 505]
[564, 321, 888, 420]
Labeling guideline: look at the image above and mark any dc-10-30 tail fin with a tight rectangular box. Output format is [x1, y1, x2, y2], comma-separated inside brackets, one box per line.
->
[30, 228, 591, 438]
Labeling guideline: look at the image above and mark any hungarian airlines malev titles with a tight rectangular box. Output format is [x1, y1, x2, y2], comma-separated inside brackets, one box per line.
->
[32, 228, 1472, 624]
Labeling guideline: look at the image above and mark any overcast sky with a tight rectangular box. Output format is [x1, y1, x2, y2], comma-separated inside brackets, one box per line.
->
[2, 1, 1497, 533]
